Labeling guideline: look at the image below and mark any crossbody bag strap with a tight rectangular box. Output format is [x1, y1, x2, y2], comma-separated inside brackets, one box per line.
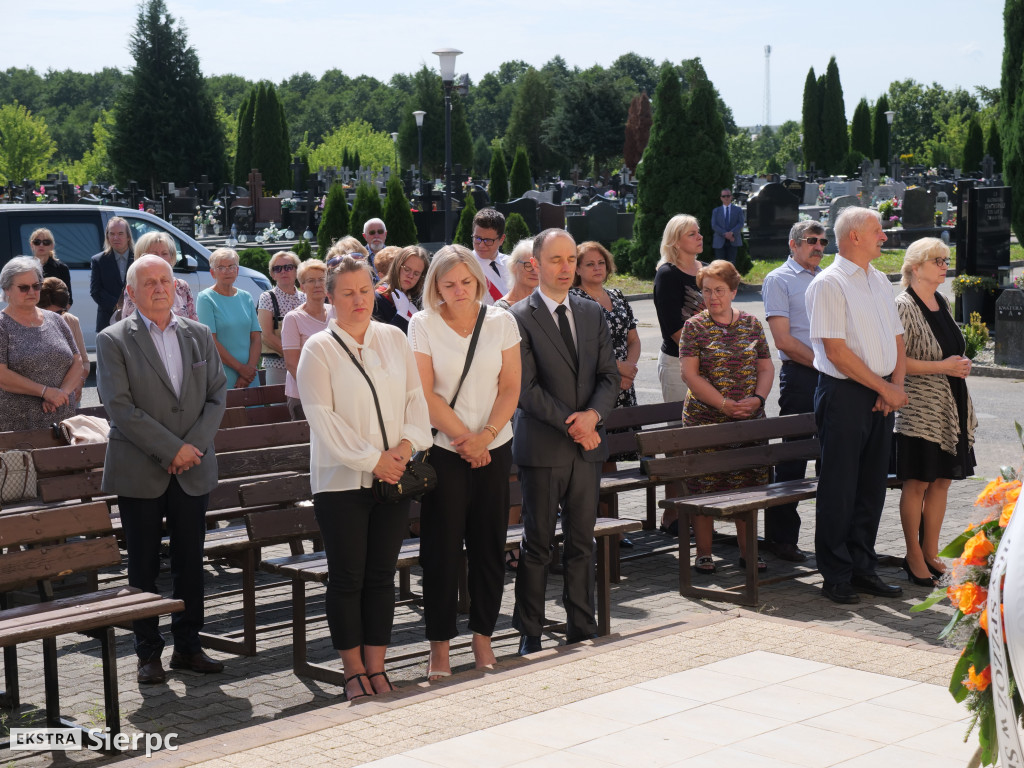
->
[329, 329, 390, 451]
[448, 304, 487, 410]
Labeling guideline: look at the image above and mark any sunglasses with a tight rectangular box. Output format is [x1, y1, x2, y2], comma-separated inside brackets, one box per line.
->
[801, 236, 829, 246]
[721, 194, 732, 199]
[15, 282, 42, 293]
[32, 239, 53, 246]
[271, 264, 296, 274]
[366, 229, 385, 236]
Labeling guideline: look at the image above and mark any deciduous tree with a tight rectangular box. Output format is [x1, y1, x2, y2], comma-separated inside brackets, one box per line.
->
[0, 101, 56, 183]
[623, 91, 652, 172]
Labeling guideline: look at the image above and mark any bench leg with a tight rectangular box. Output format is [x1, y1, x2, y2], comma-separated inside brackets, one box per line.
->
[595, 535, 611, 636]
[398, 567, 413, 601]
[43, 636, 61, 728]
[99, 626, 121, 740]
[291, 580, 346, 687]
[0, 644, 18, 710]
[679, 512, 694, 597]
[200, 549, 258, 656]
[742, 510, 759, 606]
[610, 536, 621, 584]
[644, 487, 657, 530]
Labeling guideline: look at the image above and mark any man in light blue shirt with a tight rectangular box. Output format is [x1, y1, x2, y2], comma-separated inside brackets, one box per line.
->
[761, 220, 826, 562]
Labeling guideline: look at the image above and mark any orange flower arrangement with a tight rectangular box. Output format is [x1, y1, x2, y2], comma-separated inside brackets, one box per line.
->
[965, 664, 992, 692]
[961, 530, 995, 566]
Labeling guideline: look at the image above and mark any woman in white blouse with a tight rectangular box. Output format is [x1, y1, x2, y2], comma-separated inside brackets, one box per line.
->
[408, 245, 521, 679]
[296, 256, 432, 702]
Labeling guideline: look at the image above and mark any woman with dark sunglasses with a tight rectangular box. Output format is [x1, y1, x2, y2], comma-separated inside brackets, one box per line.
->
[30, 227, 73, 306]
[0, 256, 85, 431]
[257, 251, 305, 385]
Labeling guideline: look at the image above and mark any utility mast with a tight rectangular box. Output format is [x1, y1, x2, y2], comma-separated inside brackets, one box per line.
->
[763, 45, 772, 129]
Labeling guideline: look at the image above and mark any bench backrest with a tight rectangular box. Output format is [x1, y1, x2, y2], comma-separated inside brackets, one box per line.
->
[602, 400, 684, 458]
[638, 413, 819, 482]
[246, 505, 319, 545]
[0, 502, 120, 592]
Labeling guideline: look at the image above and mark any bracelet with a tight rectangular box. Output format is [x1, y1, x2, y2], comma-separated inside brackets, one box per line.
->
[752, 394, 766, 408]
[41, 385, 47, 398]
[483, 424, 499, 439]
[720, 396, 727, 411]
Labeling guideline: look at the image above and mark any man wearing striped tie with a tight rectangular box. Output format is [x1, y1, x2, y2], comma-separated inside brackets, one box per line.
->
[472, 208, 510, 305]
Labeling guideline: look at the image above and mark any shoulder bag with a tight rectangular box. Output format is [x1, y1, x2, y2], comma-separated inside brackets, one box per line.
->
[260, 290, 283, 358]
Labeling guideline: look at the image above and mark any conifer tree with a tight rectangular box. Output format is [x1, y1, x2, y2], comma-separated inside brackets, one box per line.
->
[623, 91, 652, 172]
[509, 145, 532, 199]
[317, 182, 350, 255]
[488, 144, 509, 204]
[987, 121, 1003, 172]
[234, 91, 254, 185]
[350, 181, 383, 235]
[819, 57, 848, 173]
[383, 175, 418, 247]
[501, 213, 531, 254]
[872, 94, 891, 167]
[250, 83, 290, 193]
[1002, 0, 1024, 240]
[801, 68, 822, 170]
[962, 115, 985, 173]
[453, 192, 477, 249]
[850, 98, 872, 158]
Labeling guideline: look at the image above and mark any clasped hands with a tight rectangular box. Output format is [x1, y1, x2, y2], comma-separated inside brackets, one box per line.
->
[721, 397, 761, 419]
[235, 363, 259, 389]
[872, 381, 909, 416]
[373, 443, 413, 484]
[41, 386, 70, 414]
[168, 443, 204, 475]
[566, 409, 601, 451]
[451, 431, 491, 469]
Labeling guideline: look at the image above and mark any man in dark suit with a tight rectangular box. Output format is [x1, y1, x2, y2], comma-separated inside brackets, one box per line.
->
[97, 255, 227, 684]
[510, 228, 620, 655]
[711, 188, 744, 264]
[90, 215, 134, 333]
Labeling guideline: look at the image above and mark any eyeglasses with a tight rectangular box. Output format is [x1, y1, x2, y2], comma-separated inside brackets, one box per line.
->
[400, 265, 423, 279]
[271, 264, 296, 274]
[15, 282, 42, 293]
[214, 264, 239, 273]
[700, 287, 731, 298]
[517, 260, 536, 270]
[931, 257, 950, 268]
[800, 236, 829, 246]
[302, 278, 327, 286]
[721, 194, 732, 199]
[365, 229, 385, 236]
[473, 235, 498, 246]
[32, 239, 53, 246]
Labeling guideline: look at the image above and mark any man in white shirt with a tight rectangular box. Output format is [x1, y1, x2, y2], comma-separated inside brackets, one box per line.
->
[761, 220, 826, 562]
[805, 207, 908, 605]
[361, 218, 387, 269]
[473, 208, 510, 305]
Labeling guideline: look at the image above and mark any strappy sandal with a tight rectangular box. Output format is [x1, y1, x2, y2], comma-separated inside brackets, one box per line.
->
[344, 672, 373, 702]
[739, 555, 768, 573]
[368, 670, 394, 693]
[505, 549, 519, 572]
[694, 555, 716, 574]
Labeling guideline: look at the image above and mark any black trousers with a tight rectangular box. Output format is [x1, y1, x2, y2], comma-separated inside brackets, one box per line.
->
[313, 488, 409, 650]
[814, 373, 894, 586]
[513, 454, 600, 640]
[119, 477, 209, 661]
[765, 361, 819, 546]
[420, 443, 512, 641]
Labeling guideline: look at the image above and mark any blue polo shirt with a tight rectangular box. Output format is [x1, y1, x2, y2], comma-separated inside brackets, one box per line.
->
[762, 256, 820, 362]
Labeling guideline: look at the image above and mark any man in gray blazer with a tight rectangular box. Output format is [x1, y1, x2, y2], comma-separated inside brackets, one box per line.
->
[97, 255, 228, 684]
[510, 229, 620, 655]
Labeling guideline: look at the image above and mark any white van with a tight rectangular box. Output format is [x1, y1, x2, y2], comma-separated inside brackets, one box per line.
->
[0, 204, 271, 350]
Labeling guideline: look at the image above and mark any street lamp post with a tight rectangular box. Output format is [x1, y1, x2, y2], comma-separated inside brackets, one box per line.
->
[433, 48, 462, 245]
[412, 110, 426, 195]
[884, 110, 896, 181]
[390, 132, 399, 172]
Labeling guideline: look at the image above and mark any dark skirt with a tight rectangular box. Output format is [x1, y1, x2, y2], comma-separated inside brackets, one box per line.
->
[896, 432, 975, 483]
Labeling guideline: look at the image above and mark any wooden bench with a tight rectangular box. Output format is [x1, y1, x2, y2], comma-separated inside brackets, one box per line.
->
[0, 503, 182, 748]
[240, 477, 640, 686]
[638, 413, 902, 606]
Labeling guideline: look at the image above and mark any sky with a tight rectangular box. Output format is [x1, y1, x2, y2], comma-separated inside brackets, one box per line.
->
[4, 1, 1006, 127]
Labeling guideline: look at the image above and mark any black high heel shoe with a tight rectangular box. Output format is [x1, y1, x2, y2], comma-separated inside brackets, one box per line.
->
[903, 558, 936, 587]
[925, 560, 945, 579]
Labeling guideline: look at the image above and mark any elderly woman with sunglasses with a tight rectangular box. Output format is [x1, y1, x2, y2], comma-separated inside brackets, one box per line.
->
[197, 248, 262, 389]
[30, 228, 73, 306]
[0, 256, 85, 431]
[895, 238, 976, 587]
[257, 251, 305, 386]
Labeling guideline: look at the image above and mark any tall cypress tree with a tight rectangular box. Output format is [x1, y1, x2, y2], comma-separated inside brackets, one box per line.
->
[962, 115, 985, 173]
[109, 0, 226, 192]
[988, 121, 1004, 172]
[317, 182, 350, 255]
[819, 57, 848, 173]
[350, 181, 383, 235]
[234, 90, 254, 185]
[488, 144, 509, 204]
[382, 175, 418, 247]
[509, 145, 532, 199]
[850, 98, 872, 158]
[1002, 0, 1024, 241]
[801, 68, 821, 171]
[250, 83, 289, 194]
[630, 62, 691, 278]
[453, 191, 477, 249]
[872, 94, 891, 167]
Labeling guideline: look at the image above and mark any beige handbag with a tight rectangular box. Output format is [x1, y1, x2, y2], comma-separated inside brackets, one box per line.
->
[0, 451, 38, 504]
[58, 415, 110, 445]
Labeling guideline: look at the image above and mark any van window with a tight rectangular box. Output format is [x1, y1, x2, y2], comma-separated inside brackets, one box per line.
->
[122, 215, 209, 269]
[17, 221, 102, 267]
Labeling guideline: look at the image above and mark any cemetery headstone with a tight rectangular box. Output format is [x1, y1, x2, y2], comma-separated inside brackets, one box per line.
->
[495, 197, 540, 234]
[803, 183, 819, 206]
[581, 200, 618, 243]
[537, 202, 566, 231]
[901, 188, 936, 229]
[982, 155, 995, 180]
[746, 183, 800, 260]
[935, 191, 950, 225]
[995, 289, 1024, 367]
[964, 186, 1011, 279]
[824, 195, 861, 253]
[784, 160, 798, 179]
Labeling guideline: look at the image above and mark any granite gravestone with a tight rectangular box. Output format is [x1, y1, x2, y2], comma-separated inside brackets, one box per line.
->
[964, 186, 1011, 278]
[995, 289, 1024, 367]
[495, 197, 540, 234]
[901, 188, 936, 229]
[782, 179, 805, 202]
[824, 195, 861, 253]
[803, 184, 820, 206]
[537, 202, 566, 230]
[936, 192, 950, 224]
[746, 183, 800, 259]
[581, 200, 618, 243]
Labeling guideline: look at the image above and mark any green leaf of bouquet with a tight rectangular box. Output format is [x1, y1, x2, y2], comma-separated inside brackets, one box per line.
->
[940, 531, 972, 557]
[910, 588, 949, 612]
[950, 652, 971, 702]
[939, 610, 965, 640]
[970, 631, 990, 670]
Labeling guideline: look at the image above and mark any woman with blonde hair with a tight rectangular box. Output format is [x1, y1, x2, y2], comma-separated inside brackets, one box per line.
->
[196, 248, 261, 388]
[895, 237, 976, 586]
[495, 239, 538, 309]
[120, 231, 197, 321]
[30, 227, 73, 305]
[258, 251, 304, 386]
[282, 258, 330, 420]
[409, 244, 521, 678]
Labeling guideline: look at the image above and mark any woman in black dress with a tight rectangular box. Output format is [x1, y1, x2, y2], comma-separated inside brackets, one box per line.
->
[30, 228, 72, 305]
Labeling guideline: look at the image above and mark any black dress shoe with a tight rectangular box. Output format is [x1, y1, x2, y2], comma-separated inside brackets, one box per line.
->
[769, 542, 808, 563]
[850, 573, 903, 597]
[169, 650, 225, 673]
[822, 582, 860, 604]
[566, 633, 598, 645]
[619, 537, 635, 549]
[518, 635, 542, 655]
[137, 657, 166, 684]
[903, 558, 937, 588]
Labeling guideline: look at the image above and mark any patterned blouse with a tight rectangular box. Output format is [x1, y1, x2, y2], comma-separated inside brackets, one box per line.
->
[680, 309, 772, 494]
[257, 286, 305, 369]
[570, 286, 637, 408]
[121, 279, 197, 322]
